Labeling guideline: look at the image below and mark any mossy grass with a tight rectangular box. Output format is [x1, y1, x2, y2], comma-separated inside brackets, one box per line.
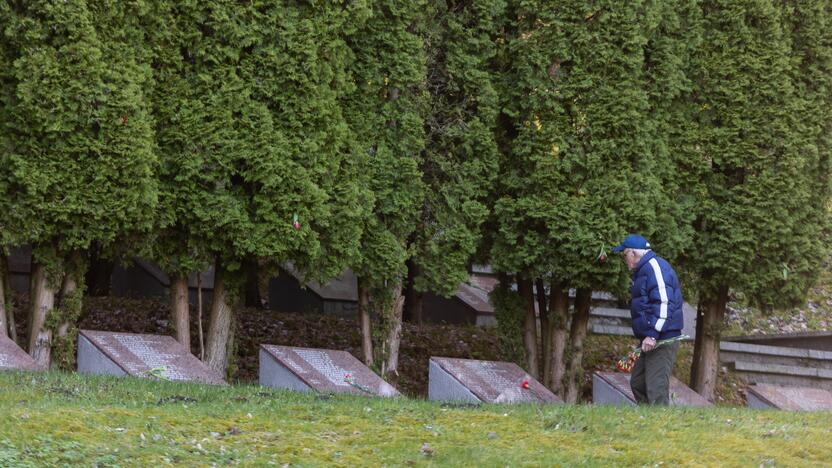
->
[1, 371, 830, 466]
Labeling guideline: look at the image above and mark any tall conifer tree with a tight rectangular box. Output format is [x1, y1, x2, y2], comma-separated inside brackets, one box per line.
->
[343, 0, 427, 380]
[688, 0, 832, 400]
[1, 0, 157, 368]
[493, 0, 691, 400]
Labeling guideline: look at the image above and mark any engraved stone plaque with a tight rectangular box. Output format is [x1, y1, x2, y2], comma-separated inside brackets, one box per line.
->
[747, 383, 832, 411]
[428, 357, 561, 404]
[0, 334, 39, 371]
[259, 344, 400, 397]
[77, 330, 226, 385]
[593, 371, 711, 407]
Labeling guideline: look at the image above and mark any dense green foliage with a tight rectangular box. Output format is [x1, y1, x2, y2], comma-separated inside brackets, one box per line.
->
[689, 0, 831, 308]
[343, 0, 426, 297]
[1, 1, 157, 266]
[492, 0, 698, 291]
[411, 0, 503, 296]
[148, 2, 368, 280]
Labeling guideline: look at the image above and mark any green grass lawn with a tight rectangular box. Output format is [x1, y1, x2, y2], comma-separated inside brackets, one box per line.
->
[0, 372, 830, 467]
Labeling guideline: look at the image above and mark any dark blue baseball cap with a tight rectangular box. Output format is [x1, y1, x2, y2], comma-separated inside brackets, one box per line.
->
[611, 234, 651, 253]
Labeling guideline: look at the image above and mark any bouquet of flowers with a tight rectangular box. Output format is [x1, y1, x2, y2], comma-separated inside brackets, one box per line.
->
[344, 373, 374, 395]
[615, 335, 689, 373]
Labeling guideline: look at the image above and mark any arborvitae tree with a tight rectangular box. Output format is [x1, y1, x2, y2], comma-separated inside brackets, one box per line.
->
[0, 1, 15, 342]
[688, 0, 832, 400]
[343, 1, 426, 381]
[401, 0, 503, 324]
[1, 0, 157, 368]
[493, 0, 690, 401]
[641, 0, 702, 262]
[148, 0, 255, 363]
[149, 1, 369, 375]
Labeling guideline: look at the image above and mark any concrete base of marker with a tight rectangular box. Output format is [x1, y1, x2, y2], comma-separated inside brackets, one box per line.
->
[428, 360, 481, 403]
[77, 334, 128, 377]
[593, 373, 636, 406]
[259, 348, 314, 393]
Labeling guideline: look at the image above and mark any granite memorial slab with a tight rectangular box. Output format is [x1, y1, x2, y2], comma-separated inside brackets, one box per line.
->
[259, 344, 400, 397]
[593, 372, 711, 407]
[77, 330, 226, 385]
[747, 383, 832, 411]
[0, 334, 39, 371]
[428, 357, 561, 404]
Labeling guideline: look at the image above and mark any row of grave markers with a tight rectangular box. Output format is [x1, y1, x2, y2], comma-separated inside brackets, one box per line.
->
[1, 331, 829, 411]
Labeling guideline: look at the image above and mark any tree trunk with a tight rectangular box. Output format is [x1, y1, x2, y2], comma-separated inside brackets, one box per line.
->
[243, 256, 261, 309]
[517, 277, 539, 379]
[358, 278, 373, 366]
[57, 277, 76, 338]
[403, 260, 423, 324]
[198, 273, 205, 361]
[380, 282, 405, 386]
[54, 251, 84, 370]
[564, 288, 591, 404]
[205, 260, 234, 376]
[690, 285, 729, 401]
[536, 278, 549, 383]
[84, 243, 113, 296]
[28, 262, 57, 369]
[689, 297, 706, 386]
[547, 280, 570, 397]
[0, 253, 8, 339]
[3, 254, 16, 344]
[170, 273, 190, 351]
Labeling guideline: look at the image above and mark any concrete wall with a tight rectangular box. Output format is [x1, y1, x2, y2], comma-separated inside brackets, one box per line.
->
[727, 333, 832, 352]
[422, 293, 477, 325]
[721, 340, 832, 391]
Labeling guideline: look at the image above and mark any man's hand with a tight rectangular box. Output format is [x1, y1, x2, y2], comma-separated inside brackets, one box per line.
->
[641, 336, 656, 352]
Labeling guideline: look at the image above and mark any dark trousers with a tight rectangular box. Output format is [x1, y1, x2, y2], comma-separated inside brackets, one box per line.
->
[630, 340, 680, 405]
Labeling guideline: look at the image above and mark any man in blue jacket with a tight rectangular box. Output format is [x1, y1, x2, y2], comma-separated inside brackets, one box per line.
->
[612, 234, 684, 405]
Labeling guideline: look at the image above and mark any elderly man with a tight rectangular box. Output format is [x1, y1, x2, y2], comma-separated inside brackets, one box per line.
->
[612, 234, 684, 405]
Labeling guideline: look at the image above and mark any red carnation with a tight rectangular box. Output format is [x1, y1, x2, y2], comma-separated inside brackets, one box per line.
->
[521, 379, 530, 390]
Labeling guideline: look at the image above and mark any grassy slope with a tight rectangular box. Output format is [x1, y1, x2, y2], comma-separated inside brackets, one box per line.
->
[0, 372, 829, 467]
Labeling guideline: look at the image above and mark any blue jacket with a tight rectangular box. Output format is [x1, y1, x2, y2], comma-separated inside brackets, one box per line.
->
[630, 251, 683, 340]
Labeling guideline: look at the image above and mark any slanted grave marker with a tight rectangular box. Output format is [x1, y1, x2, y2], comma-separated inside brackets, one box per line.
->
[77, 330, 226, 385]
[592, 371, 711, 407]
[747, 383, 832, 411]
[259, 344, 399, 397]
[428, 357, 561, 404]
[0, 334, 39, 371]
